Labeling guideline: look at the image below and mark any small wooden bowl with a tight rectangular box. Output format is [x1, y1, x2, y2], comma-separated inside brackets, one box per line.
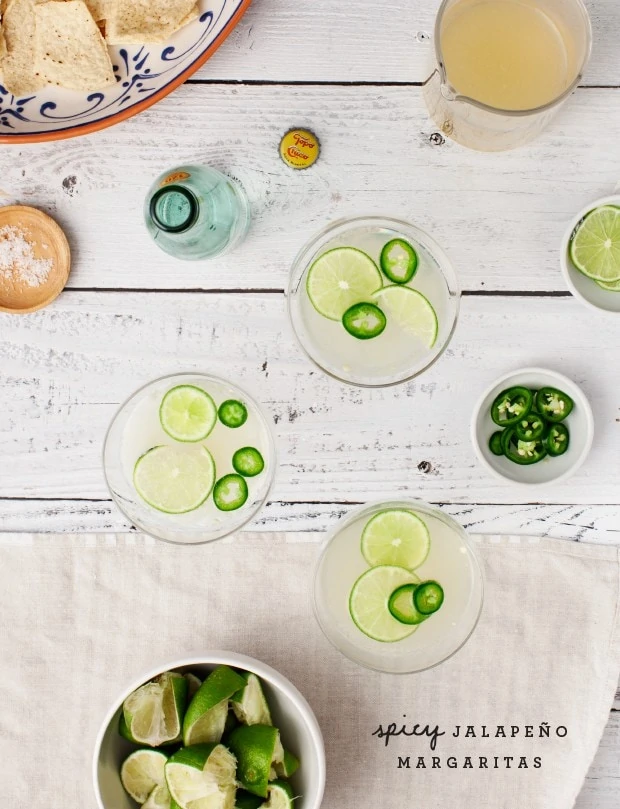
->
[0, 205, 71, 314]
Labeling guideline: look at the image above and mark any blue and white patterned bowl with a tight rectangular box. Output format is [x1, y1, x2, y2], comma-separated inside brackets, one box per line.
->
[0, 0, 251, 143]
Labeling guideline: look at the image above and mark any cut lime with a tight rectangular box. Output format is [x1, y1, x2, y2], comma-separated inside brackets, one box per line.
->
[185, 673, 202, 701]
[372, 285, 438, 347]
[165, 744, 236, 809]
[273, 750, 300, 779]
[121, 749, 169, 804]
[213, 474, 249, 512]
[231, 672, 272, 726]
[361, 509, 431, 570]
[306, 247, 383, 320]
[218, 399, 248, 428]
[235, 791, 264, 809]
[143, 783, 173, 809]
[228, 724, 283, 798]
[183, 665, 246, 746]
[349, 565, 420, 642]
[388, 584, 427, 625]
[596, 277, 620, 291]
[232, 447, 265, 478]
[380, 238, 418, 284]
[263, 781, 295, 809]
[123, 671, 188, 747]
[160, 385, 217, 443]
[570, 205, 620, 281]
[134, 445, 216, 514]
[342, 302, 387, 340]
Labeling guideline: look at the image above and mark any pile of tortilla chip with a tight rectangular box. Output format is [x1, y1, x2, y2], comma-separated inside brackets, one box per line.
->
[0, 0, 200, 96]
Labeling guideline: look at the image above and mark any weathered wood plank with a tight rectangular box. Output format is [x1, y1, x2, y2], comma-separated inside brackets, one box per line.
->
[3, 86, 620, 293]
[198, 0, 620, 87]
[1, 292, 620, 506]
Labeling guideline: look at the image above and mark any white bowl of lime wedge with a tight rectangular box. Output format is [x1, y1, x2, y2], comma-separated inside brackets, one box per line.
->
[561, 194, 620, 314]
[93, 653, 326, 809]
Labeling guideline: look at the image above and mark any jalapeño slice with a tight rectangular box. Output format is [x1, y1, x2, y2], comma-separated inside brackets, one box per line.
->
[534, 388, 574, 423]
[413, 581, 445, 615]
[380, 238, 419, 284]
[515, 413, 545, 442]
[546, 423, 570, 457]
[342, 302, 387, 340]
[491, 386, 533, 427]
[489, 431, 504, 456]
[502, 426, 547, 465]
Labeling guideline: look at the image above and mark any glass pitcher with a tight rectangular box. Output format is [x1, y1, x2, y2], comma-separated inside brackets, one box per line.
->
[422, 0, 592, 151]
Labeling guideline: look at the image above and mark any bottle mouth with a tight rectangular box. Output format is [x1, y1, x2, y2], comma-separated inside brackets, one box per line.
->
[149, 185, 199, 234]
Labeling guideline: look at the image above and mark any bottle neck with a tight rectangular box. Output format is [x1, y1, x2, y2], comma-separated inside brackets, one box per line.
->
[149, 185, 199, 234]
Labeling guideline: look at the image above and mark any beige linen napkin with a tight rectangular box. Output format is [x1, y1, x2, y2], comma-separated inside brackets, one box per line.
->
[0, 533, 618, 809]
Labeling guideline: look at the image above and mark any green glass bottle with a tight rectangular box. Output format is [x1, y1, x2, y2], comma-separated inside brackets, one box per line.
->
[144, 165, 251, 260]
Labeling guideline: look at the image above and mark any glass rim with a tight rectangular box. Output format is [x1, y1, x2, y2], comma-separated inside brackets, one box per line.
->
[312, 498, 485, 675]
[432, 0, 593, 117]
[102, 371, 278, 546]
[287, 215, 461, 389]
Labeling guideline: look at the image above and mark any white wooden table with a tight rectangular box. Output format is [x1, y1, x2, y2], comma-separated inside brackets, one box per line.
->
[0, 1, 618, 803]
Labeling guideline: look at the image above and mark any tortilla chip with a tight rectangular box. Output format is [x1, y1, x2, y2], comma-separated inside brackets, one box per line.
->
[0, 0, 45, 96]
[34, 0, 114, 90]
[82, 0, 110, 23]
[105, 0, 196, 44]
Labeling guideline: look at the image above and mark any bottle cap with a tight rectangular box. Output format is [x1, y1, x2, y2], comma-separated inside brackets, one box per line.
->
[279, 129, 320, 170]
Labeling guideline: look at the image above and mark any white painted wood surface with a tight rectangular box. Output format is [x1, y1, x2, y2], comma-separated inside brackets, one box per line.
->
[0, 3, 618, 805]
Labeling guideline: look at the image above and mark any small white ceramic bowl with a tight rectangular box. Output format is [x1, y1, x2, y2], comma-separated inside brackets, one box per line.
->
[93, 653, 326, 809]
[471, 367, 594, 487]
[560, 194, 620, 314]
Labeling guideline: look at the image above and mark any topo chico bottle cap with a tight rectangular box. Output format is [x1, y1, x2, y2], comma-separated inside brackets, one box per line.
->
[279, 128, 320, 169]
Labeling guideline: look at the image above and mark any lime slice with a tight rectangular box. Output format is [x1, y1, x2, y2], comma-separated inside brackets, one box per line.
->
[361, 509, 431, 570]
[231, 673, 272, 726]
[134, 445, 216, 514]
[570, 205, 620, 281]
[165, 743, 236, 809]
[185, 673, 202, 701]
[143, 783, 173, 809]
[273, 750, 300, 779]
[121, 750, 169, 804]
[306, 247, 383, 320]
[263, 781, 295, 809]
[123, 672, 188, 747]
[380, 238, 418, 284]
[349, 565, 420, 642]
[596, 277, 620, 291]
[160, 386, 217, 443]
[372, 285, 438, 347]
[228, 725, 283, 798]
[183, 665, 246, 746]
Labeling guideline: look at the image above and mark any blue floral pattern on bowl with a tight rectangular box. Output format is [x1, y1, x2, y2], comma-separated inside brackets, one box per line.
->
[0, 0, 247, 140]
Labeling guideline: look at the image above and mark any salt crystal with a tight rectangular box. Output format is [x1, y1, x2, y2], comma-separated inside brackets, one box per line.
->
[0, 225, 54, 288]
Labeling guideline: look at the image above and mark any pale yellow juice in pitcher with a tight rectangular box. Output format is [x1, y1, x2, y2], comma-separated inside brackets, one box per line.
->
[440, 0, 578, 110]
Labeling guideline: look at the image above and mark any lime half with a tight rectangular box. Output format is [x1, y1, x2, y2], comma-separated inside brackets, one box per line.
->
[142, 783, 173, 809]
[263, 781, 295, 809]
[183, 665, 246, 746]
[306, 247, 383, 320]
[165, 744, 237, 809]
[123, 671, 188, 747]
[121, 749, 168, 804]
[160, 385, 217, 442]
[372, 285, 438, 347]
[231, 672, 273, 726]
[134, 445, 215, 514]
[228, 725, 283, 798]
[273, 750, 300, 779]
[570, 205, 620, 282]
[361, 509, 431, 570]
[349, 565, 420, 642]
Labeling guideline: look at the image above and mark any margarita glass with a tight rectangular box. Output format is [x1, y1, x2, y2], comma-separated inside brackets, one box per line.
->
[313, 500, 483, 674]
[288, 217, 460, 387]
[103, 373, 276, 545]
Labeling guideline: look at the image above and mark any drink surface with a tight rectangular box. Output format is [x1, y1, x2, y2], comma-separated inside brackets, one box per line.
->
[314, 502, 482, 673]
[296, 224, 454, 386]
[118, 376, 271, 532]
[144, 165, 251, 260]
[440, 0, 574, 111]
